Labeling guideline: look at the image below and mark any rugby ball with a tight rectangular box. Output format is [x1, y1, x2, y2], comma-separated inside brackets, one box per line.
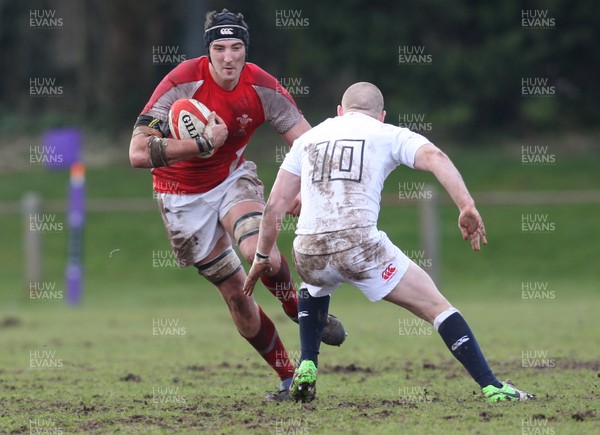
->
[168, 98, 212, 141]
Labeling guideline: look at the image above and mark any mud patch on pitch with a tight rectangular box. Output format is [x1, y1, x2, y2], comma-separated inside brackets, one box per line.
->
[321, 363, 373, 374]
[487, 358, 600, 371]
[397, 358, 600, 372]
[116, 415, 174, 430]
[306, 398, 423, 424]
[479, 411, 503, 421]
[571, 410, 597, 421]
[0, 314, 21, 328]
[185, 364, 207, 372]
[119, 373, 141, 382]
[555, 360, 600, 370]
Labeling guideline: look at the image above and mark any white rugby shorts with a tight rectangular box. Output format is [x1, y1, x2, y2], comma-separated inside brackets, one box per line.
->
[156, 161, 265, 267]
[293, 227, 411, 302]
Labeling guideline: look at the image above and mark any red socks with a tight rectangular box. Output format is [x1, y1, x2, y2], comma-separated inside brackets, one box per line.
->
[259, 254, 298, 319]
[243, 306, 295, 380]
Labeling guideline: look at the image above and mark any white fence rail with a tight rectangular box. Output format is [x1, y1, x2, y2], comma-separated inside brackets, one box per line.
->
[7, 189, 600, 286]
[2, 189, 600, 216]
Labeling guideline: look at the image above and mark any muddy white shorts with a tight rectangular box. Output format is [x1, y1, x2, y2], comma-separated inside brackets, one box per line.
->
[156, 161, 265, 267]
[293, 227, 411, 302]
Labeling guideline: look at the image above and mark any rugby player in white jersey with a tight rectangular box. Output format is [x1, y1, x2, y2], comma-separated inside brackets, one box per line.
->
[243, 82, 534, 403]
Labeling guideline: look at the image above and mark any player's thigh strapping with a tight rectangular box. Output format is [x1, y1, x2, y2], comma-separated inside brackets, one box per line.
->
[219, 161, 266, 246]
[156, 161, 264, 283]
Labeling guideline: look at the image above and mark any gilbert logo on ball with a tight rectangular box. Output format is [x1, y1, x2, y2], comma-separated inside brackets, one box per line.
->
[168, 98, 212, 141]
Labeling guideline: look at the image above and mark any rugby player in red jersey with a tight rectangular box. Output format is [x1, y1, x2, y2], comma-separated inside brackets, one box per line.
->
[129, 9, 345, 400]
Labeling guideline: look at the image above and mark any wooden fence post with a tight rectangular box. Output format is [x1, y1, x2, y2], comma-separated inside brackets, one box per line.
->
[420, 185, 439, 283]
[22, 192, 42, 288]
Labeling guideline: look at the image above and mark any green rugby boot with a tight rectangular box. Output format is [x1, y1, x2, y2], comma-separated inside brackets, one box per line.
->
[290, 360, 318, 403]
[482, 379, 535, 403]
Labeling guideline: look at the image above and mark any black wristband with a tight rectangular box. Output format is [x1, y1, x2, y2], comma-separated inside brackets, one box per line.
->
[255, 252, 269, 260]
[195, 135, 214, 156]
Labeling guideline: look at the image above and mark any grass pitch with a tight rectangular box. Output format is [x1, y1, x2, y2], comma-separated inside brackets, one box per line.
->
[1, 295, 599, 434]
[1, 144, 599, 433]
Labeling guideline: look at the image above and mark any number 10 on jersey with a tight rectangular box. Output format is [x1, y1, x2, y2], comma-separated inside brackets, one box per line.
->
[310, 139, 365, 183]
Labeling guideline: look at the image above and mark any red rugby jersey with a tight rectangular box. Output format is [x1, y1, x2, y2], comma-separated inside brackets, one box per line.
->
[141, 56, 303, 194]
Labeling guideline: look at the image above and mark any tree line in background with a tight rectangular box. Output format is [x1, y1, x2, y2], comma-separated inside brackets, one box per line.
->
[1, 0, 598, 142]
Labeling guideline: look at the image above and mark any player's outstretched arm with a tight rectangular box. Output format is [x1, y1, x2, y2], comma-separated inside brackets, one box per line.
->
[243, 169, 301, 295]
[413, 143, 487, 251]
[129, 113, 228, 168]
[281, 118, 311, 216]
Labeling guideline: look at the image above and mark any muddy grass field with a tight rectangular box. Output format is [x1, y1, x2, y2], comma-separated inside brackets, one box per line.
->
[1, 295, 598, 434]
[1, 155, 599, 433]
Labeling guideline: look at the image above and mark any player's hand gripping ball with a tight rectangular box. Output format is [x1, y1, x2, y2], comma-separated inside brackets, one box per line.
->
[168, 98, 216, 157]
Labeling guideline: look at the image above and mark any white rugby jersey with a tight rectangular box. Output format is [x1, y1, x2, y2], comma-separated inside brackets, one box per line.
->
[281, 111, 430, 235]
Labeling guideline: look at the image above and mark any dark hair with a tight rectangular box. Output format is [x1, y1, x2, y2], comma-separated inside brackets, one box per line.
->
[204, 9, 248, 31]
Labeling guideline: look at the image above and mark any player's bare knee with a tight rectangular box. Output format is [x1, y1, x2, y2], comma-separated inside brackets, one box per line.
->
[221, 288, 246, 312]
[240, 245, 257, 265]
[219, 290, 259, 335]
[195, 248, 242, 285]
